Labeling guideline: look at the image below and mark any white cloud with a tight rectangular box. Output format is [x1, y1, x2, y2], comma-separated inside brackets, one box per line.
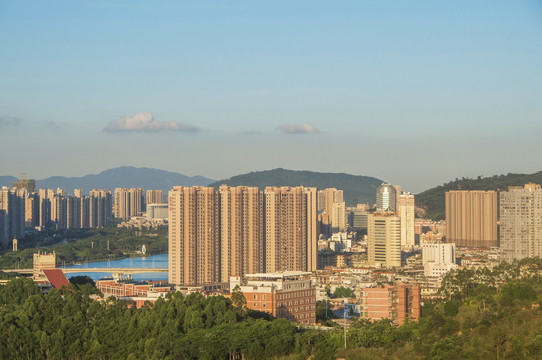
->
[104, 112, 199, 133]
[277, 123, 320, 134]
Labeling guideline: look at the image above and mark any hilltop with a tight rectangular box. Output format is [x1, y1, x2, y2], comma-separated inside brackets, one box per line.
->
[211, 168, 383, 206]
[416, 171, 542, 220]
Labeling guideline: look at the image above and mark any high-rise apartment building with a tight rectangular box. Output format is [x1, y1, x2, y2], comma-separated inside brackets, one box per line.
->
[398, 193, 415, 247]
[114, 188, 143, 220]
[318, 188, 345, 236]
[376, 181, 398, 211]
[24, 193, 39, 228]
[331, 202, 346, 233]
[12, 179, 36, 193]
[89, 189, 113, 228]
[500, 183, 542, 260]
[146, 190, 164, 205]
[445, 190, 498, 248]
[219, 186, 263, 283]
[264, 186, 317, 273]
[367, 212, 401, 267]
[0, 187, 25, 246]
[168, 186, 219, 286]
[168, 186, 317, 286]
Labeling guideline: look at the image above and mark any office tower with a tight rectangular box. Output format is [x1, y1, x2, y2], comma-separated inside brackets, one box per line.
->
[0, 187, 25, 246]
[168, 186, 219, 286]
[146, 190, 164, 205]
[445, 190, 497, 248]
[376, 181, 398, 211]
[318, 188, 344, 236]
[114, 188, 143, 220]
[264, 186, 317, 273]
[398, 193, 415, 247]
[349, 209, 368, 230]
[74, 189, 83, 198]
[367, 212, 401, 267]
[219, 186, 263, 282]
[500, 183, 542, 260]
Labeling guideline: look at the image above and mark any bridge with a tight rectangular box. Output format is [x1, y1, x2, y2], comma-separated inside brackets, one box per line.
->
[3, 268, 167, 275]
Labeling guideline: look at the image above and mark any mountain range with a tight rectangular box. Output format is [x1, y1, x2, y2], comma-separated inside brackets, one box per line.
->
[1, 167, 383, 205]
[0, 167, 215, 195]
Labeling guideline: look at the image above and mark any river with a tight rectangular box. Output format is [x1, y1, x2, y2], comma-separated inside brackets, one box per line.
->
[63, 253, 168, 281]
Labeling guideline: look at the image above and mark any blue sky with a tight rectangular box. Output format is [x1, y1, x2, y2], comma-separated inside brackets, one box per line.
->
[1, 1, 541, 193]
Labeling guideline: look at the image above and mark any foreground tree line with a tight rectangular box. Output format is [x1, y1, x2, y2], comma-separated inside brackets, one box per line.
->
[2, 259, 542, 359]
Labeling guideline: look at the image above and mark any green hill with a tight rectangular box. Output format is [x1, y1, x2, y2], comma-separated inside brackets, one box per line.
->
[210, 168, 382, 206]
[416, 171, 542, 220]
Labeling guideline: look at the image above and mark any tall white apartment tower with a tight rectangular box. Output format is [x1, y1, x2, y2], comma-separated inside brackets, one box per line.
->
[500, 183, 542, 261]
[398, 193, 415, 247]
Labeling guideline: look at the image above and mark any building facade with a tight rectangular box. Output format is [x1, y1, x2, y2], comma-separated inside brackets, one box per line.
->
[230, 272, 316, 325]
[445, 190, 498, 248]
[367, 212, 401, 267]
[500, 183, 542, 260]
[376, 181, 398, 212]
[0, 187, 25, 246]
[360, 283, 421, 325]
[398, 193, 415, 248]
[168, 186, 317, 286]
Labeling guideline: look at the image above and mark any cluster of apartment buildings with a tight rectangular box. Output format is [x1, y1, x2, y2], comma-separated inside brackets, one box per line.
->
[0, 179, 167, 246]
[445, 183, 542, 261]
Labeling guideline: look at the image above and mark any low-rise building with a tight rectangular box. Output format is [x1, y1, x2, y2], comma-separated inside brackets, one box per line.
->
[360, 283, 421, 325]
[230, 271, 316, 325]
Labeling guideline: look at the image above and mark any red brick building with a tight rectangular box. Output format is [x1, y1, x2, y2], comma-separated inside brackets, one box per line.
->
[360, 283, 421, 325]
[96, 279, 172, 308]
[230, 271, 316, 325]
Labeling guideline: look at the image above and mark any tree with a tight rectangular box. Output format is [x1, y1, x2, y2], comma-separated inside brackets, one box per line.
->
[231, 285, 247, 312]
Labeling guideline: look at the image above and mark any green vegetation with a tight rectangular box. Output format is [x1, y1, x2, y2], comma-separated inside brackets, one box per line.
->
[3, 258, 542, 358]
[0, 225, 167, 270]
[211, 168, 382, 206]
[334, 286, 355, 298]
[416, 171, 542, 220]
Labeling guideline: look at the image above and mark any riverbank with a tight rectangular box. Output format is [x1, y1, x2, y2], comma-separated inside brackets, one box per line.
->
[64, 253, 168, 281]
[0, 225, 168, 270]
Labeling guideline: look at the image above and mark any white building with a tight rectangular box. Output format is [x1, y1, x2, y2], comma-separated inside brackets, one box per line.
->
[422, 242, 456, 277]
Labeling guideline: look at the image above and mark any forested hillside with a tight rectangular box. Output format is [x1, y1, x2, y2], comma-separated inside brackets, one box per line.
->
[416, 171, 542, 220]
[211, 168, 382, 206]
[3, 258, 542, 359]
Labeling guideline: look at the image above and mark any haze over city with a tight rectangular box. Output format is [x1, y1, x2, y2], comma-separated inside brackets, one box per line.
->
[1, 1, 541, 193]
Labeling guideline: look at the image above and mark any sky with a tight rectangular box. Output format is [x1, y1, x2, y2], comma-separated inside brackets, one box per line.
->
[1, 1, 541, 193]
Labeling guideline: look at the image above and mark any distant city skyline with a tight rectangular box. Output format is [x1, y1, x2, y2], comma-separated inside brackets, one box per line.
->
[1, 1, 541, 193]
